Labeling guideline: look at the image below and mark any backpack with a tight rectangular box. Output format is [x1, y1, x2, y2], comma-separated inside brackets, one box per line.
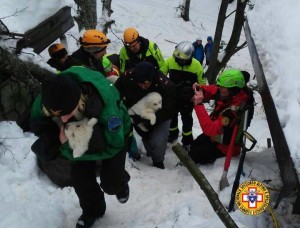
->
[240, 71, 256, 129]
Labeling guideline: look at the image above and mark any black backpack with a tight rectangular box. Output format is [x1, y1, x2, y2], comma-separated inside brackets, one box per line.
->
[241, 71, 256, 129]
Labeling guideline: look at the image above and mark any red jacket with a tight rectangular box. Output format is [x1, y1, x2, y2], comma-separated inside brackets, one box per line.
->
[194, 85, 249, 156]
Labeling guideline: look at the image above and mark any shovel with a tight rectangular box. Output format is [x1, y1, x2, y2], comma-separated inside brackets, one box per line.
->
[228, 131, 257, 212]
[219, 124, 239, 191]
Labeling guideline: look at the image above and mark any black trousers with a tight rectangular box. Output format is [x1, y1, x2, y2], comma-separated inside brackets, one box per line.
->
[169, 104, 194, 145]
[188, 134, 225, 164]
[71, 148, 130, 217]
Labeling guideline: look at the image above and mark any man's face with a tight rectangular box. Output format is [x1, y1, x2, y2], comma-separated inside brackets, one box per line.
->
[93, 49, 107, 60]
[127, 41, 141, 53]
[137, 81, 152, 90]
[219, 86, 230, 100]
[59, 55, 68, 64]
[61, 106, 78, 123]
[196, 40, 202, 45]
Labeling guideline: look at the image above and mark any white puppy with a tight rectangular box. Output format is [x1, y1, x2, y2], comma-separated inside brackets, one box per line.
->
[64, 117, 98, 158]
[128, 92, 162, 132]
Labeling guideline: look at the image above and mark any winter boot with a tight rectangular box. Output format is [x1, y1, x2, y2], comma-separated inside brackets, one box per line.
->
[76, 214, 99, 228]
[153, 161, 165, 169]
[116, 183, 130, 204]
[182, 134, 193, 152]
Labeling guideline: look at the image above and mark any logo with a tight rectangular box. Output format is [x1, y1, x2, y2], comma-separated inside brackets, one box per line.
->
[221, 117, 230, 126]
[108, 116, 122, 132]
[48, 109, 62, 116]
[235, 180, 270, 215]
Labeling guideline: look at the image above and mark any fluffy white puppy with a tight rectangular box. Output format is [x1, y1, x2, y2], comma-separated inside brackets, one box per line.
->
[128, 92, 162, 132]
[64, 117, 98, 158]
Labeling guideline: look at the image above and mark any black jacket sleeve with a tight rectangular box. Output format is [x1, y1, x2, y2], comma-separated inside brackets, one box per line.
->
[155, 75, 177, 124]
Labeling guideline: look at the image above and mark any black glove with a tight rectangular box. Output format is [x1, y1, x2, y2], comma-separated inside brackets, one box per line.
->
[31, 134, 61, 162]
[130, 115, 143, 125]
[141, 119, 152, 131]
[87, 123, 106, 153]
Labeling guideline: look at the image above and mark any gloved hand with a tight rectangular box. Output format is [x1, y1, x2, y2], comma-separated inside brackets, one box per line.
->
[31, 134, 61, 162]
[128, 150, 141, 161]
[141, 119, 152, 131]
[130, 115, 143, 125]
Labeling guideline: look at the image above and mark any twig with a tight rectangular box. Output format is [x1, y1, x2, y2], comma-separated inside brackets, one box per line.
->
[154, 32, 162, 39]
[164, 39, 177, 45]
[0, 7, 29, 20]
[0, 142, 20, 167]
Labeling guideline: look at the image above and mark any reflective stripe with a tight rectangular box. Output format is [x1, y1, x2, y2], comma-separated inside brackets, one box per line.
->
[169, 126, 178, 131]
[182, 131, 192, 136]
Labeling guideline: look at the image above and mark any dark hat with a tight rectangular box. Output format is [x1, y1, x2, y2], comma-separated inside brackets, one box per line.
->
[41, 76, 81, 116]
[241, 70, 250, 83]
[133, 62, 155, 83]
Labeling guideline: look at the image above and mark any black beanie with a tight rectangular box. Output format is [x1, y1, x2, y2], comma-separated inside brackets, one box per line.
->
[241, 70, 250, 83]
[41, 76, 81, 116]
[133, 62, 155, 83]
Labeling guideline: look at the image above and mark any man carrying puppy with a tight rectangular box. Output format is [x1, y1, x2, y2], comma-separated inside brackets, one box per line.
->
[29, 66, 131, 228]
[115, 62, 176, 169]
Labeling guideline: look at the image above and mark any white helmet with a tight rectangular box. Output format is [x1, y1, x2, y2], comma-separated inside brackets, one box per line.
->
[196, 36, 203, 41]
[173, 41, 194, 60]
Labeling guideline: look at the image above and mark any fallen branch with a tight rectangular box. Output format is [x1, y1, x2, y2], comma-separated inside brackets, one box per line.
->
[172, 143, 238, 228]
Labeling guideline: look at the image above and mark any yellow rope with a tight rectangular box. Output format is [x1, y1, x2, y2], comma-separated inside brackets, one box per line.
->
[266, 205, 279, 228]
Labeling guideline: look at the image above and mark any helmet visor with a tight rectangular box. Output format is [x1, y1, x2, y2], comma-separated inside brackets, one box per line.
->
[173, 49, 189, 60]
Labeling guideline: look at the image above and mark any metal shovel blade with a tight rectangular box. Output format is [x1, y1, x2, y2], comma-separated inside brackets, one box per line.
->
[219, 170, 230, 191]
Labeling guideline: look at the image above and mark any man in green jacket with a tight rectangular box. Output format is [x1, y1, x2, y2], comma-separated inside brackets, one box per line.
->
[30, 66, 131, 228]
[119, 27, 166, 74]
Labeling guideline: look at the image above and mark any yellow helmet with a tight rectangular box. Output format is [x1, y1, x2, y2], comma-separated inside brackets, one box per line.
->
[48, 43, 66, 57]
[80, 29, 110, 48]
[123, 27, 139, 44]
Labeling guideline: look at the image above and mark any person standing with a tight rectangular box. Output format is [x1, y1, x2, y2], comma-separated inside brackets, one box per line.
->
[115, 62, 176, 169]
[119, 27, 166, 74]
[204, 36, 214, 66]
[29, 66, 131, 228]
[192, 37, 204, 65]
[71, 29, 111, 74]
[161, 41, 205, 150]
[188, 69, 250, 164]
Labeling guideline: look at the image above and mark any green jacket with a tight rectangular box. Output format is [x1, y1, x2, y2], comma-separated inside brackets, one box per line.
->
[31, 66, 131, 161]
[119, 36, 166, 74]
[161, 56, 205, 85]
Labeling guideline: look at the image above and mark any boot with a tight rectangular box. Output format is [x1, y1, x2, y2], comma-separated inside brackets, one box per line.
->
[116, 183, 130, 204]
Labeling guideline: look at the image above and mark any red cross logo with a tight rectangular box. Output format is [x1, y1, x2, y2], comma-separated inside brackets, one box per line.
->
[242, 187, 263, 208]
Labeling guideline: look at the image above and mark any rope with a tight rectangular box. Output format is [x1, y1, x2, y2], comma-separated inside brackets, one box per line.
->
[266, 205, 279, 228]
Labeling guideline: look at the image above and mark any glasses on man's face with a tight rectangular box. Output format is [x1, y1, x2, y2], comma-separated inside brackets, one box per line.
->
[93, 46, 107, 54]
[125, 41, 139, 49]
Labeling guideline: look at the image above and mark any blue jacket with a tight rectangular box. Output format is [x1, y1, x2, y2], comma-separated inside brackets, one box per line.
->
[204, 36, 214, 61]
[192, 42, 204, 64]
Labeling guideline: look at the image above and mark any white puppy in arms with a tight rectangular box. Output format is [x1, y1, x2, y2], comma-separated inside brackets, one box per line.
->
[64, 117, 98, 158]
[128, 92, 162, 132]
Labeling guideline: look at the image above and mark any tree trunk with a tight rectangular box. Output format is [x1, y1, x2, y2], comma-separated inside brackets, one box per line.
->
[172, 143, 238, 228]
[205, 0, 249, 84]
[74, 0, 97, 31]
[181, 0, 191, 21]
[0, 47, 54, 124]
[100, 0, 115, 34]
